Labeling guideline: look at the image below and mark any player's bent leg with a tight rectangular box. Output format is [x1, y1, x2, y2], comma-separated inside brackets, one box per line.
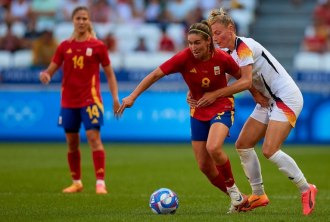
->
[235, 117, 269, 212]
[265, 120, 316, 215]
[236, 117, 267, 150]
[192, 141, 217, 178]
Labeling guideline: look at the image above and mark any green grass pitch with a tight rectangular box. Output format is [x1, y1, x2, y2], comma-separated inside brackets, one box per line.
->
[0, 143, 329, 222]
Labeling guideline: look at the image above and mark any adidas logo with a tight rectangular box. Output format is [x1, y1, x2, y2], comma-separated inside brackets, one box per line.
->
[66, 48, 72, 54]
[96, 168, 104, 174]
[190, 68, 197, 73]
[92, 118, 98, 124]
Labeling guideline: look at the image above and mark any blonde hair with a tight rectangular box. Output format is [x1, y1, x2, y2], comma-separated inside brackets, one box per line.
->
[71, 6, 96, 39]
[207, 8, 236, 33]
[188, 21, 215, 52]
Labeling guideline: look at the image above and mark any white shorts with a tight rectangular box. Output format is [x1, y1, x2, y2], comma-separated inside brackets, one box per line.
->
[250, 90, 303, 127]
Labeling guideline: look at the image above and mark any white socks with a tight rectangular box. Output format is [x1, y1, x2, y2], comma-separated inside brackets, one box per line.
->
[237, 148, 265, 195]
[73, 180, 82, 184]
[96, 179, 105, 186]
[269, 150, 309, 193]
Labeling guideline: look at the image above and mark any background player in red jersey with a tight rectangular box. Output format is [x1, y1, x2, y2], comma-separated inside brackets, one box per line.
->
[117, 21, 249, 213]
[39, 6, 120, 194]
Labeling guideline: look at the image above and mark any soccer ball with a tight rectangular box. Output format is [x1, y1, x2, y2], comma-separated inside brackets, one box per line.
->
[149, 188, 179, 214]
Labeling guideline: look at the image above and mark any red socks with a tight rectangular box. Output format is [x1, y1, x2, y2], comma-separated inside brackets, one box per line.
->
[67, 150, 81, 180]
[210, 173, 227, 194]
[216, 159, 235, 188]
[92, 150, 105, 180]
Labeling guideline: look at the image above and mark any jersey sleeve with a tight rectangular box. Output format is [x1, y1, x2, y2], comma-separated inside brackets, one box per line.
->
[225, 53, 240, 75]
[236, 39, 254, 67]
[159, 49, 188, 75]
[99, 43, 110, 67]
[52, 42, 65, 66]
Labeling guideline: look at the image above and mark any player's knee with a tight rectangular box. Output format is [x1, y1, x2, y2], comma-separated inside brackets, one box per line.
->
[66, 135, 79, 151]
[235, 137, 258, 150]
[235, 139, 245, 149]
[262, 145, 277, 159]
[206, 144, 224, 160]
[206, 144, 217, 154]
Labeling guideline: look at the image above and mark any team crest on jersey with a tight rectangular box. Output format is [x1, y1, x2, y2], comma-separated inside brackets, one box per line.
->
[86, 48, 93, 56]
[214, 66, 221, 75]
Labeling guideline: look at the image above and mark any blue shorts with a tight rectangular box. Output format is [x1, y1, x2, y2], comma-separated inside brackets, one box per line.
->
[58, 104, 104, 133]
[190, 111, 234, 141]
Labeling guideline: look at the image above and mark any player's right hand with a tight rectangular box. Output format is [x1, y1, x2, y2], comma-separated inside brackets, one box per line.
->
[116, 95, 135, 116]
[39, 71, 51, 84]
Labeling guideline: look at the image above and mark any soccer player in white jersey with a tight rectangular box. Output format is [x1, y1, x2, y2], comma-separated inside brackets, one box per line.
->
[189, 8, 317, 215]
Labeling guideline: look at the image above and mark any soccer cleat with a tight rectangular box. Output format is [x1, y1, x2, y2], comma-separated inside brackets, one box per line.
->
[240, 194, 270, 211]
[301, 184, 318, 215]
[227, 204, 239, 214]
[62, 183, 83, 193]
[227, 187, 248, 213]
[226, 194, 249, 214]
[96, 184, 108, 194]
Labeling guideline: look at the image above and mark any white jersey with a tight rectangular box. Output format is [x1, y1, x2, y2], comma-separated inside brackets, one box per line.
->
[229, 37, 303, 127]
[230, 37, 300, 100]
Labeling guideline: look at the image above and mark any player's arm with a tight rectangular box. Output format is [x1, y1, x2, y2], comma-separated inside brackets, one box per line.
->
[196, 65, 252, 107]
[217, 64, 252, 97]
[117, 67, 165, 115]
[227, 65, 268, 107]
[103, 64, 120, 116]
[248, 86, 269, 107]
[39, 62, 59, 84]
[227, 67, 269, 107]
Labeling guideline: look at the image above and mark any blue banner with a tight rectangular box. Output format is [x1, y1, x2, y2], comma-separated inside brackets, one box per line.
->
[0, 90, 329, 143]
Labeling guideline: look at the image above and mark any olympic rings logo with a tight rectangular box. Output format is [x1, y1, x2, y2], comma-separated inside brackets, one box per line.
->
[0, 99, 44, 128]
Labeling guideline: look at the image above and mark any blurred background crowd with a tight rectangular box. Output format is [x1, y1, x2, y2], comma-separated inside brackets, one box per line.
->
[0, 0, 257, 68]
[302, 0, 330, 53]
[0, 0, 328, 71]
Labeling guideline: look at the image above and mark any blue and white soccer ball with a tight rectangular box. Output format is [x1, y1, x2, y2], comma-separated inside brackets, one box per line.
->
[149, 188, 179, 214]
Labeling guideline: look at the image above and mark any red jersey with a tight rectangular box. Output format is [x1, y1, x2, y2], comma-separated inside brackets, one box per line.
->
[159, 48, 239, 121]
[52, 38, 110, 108]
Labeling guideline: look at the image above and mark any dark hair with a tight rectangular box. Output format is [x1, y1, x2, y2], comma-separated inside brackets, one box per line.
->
[188, 20, 215, 52]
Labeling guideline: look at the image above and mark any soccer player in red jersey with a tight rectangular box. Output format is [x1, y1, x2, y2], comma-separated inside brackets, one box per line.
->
[117, 21, 249, 213]
[39, 6, 120, 194]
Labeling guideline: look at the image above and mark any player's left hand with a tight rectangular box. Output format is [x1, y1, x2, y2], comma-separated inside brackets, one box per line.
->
[253, 91, 269, 107]
[197, 92, 217, 107]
